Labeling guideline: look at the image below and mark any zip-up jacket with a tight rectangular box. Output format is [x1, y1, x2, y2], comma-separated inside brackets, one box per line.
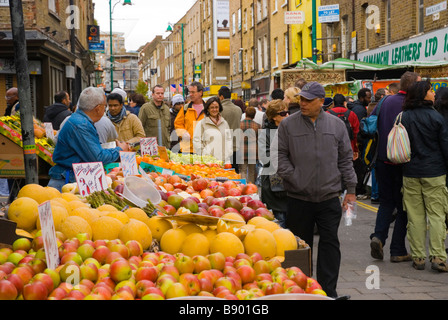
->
[276, 109, 357, 203]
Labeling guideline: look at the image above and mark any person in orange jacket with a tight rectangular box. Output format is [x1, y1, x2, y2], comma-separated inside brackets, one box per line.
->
[173, 81, 206, 154]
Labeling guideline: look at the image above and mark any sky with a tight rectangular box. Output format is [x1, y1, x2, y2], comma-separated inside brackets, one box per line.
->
[92, 0, 197, 52]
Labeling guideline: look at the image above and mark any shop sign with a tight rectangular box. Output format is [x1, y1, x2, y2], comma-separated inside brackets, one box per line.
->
[358, 26, 448, 65]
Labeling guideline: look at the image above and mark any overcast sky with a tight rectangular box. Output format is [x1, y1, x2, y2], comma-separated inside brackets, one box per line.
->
[92, 0, 197, 52]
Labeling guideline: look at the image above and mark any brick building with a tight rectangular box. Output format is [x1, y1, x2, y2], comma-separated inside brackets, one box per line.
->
[0, 0, 95, 119]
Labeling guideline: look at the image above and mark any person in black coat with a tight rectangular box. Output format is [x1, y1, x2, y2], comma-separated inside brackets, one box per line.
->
[43, 91, 72, 130]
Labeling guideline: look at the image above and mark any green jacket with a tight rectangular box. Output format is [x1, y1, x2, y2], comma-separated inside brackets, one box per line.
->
[138, 99, 171, 149]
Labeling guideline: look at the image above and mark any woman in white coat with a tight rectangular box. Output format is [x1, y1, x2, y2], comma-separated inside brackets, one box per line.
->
[193, 96, 233, 164]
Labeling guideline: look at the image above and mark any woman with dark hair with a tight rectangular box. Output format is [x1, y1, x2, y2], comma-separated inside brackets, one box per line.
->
[258, 99, 290, 227]
[434, 86, 448, 121]
[127, 93, 146, 116]
[400, 79, 448, 272]
[193, 96, 232, 163]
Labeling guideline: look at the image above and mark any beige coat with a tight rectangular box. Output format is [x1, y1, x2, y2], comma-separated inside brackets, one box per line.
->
[112, 111, 146, 144]
[138, 99, 171, 148]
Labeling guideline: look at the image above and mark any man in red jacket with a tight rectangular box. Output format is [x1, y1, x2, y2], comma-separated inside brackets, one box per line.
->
[327, 93, 360, 161]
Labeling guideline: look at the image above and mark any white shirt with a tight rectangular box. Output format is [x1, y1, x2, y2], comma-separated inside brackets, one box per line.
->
[241, 109, 264, 126]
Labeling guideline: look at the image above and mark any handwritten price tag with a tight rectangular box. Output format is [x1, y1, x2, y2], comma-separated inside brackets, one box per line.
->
[43, 122, 55, 140]
[72, 162, 108, 197]
[120, 151, 138, 177]
[140, 137, 158, 156]
[38, 201, 60, 270]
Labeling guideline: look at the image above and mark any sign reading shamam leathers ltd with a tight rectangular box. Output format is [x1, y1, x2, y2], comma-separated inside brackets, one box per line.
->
[357, 26, 448, 65]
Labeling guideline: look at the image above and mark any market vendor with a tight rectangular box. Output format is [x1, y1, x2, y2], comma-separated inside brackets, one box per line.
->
[48, 87, 129, 191]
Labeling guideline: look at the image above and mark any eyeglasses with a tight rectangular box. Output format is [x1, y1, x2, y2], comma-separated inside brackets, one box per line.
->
[277, 110, 290, 117]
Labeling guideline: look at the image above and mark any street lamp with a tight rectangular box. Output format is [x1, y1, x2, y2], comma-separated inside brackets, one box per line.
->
[166, 23, 185, 99]
[109, 0, 132, 91]
[94, 64, 103, 87]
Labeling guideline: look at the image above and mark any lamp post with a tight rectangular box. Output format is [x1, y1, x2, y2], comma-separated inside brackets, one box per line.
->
[167, 23, 185, 99]
[109, 0, 132, 91]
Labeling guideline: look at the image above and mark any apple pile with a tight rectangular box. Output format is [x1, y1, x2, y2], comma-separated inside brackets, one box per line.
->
[0, 234, 326, 300]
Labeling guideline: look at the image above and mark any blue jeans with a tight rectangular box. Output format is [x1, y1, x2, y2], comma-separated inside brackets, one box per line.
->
[371, 167, 378, 199]
[370, 160, 408, 256]
[47, 178, 66, 192]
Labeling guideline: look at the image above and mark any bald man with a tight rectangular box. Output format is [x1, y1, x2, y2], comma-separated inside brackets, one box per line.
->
[5, 87, 19, 116]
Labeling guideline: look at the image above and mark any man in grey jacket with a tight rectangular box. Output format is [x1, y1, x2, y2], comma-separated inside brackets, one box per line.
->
[275, 81, 357, 298]
[218, 86, 242, 171]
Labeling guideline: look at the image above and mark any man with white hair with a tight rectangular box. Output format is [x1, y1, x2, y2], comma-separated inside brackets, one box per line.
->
[48, 87, 129, 191]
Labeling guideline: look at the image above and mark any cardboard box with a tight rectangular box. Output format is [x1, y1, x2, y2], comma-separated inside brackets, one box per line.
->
[0, 134, 26, 177]
[282, 247, 312, 277]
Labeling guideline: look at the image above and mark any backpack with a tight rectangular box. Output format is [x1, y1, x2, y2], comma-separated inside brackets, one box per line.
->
[328, 109, 354, 140]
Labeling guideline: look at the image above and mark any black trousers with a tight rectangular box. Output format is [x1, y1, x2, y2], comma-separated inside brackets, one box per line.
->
[286, 196, 342, 298]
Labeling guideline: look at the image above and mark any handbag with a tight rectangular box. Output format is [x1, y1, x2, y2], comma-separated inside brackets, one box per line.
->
[269, 173, 285, 192]
[387, 112, 411, 164]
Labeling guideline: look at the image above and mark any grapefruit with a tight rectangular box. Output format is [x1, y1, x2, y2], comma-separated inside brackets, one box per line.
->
[16, 184, 49, 204]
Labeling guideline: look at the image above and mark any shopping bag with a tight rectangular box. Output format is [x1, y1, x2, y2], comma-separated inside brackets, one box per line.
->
[386, 112, 411, 164]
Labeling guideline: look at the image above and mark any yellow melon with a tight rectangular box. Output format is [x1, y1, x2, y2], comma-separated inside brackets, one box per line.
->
[146, 216, 173, 241]
[272, 228, 298, 257]
[119, 219, 152, 250]
[106, 211, 130, 225]
[209, 232, 245, 258]
[243, 228, 277, 260]
[160, 228, 187, 254]
[202, 228, 217, 243]
[96, 204, 118, 212]
[44, 186, 62, 200]
[17, 184, 50, 204]
[179, 223, 203, 235]
[36, 204, 69, 231]
[91, 216, 124, 241]
[69, 207, 98, 225]
[180, 233, 210, 257]
[7, 197, 39, 232]
[59, 216, 92, 240]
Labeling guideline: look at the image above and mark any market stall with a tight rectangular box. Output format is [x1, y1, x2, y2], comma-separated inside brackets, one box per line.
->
[0, 145, 325, 300]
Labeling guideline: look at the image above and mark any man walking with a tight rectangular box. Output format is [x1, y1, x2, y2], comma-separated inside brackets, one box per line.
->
[276, 81, 357, 298]
[138, 85, 171, 148]
[174, 81, 205, 154]
[43, 90, 72, 130]
[369, 71, 420, 262]
[218, 86, 242, 171]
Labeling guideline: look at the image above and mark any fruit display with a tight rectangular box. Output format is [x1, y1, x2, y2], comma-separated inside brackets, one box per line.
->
[0, 164, 325, 300]
[0, 114, 55, 165]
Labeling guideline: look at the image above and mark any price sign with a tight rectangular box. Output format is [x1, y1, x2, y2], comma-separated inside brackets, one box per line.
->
[38, 201, 60, 270]
[140, 137, 158, 156]
[43, 122, 55, 140]
[72, 162, 108, 197]
[157, 146, 169, 162]
[120, 151, 138, 177]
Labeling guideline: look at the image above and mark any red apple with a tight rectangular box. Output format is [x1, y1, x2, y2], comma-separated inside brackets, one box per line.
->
[6, 273, 23, 294]
[199, 277, 214, 292]
[208, 205, 225, 218]
[48, 287, 67, 300]
[236, 265, 256, 284]
[92, 246, 111, 264]
[109, 259, 132, 283]
[211, 198, 226, 208]
[135, 266, 159, 282]
[77, 243, 95, 261]
[203, 196, 216, 206]
[200, 189, 214, 199]
[163, 205, 177, 216]
[11, 266, 33, 285]
[305, 278, 322, 293]
[179, 273, 201, 296]
[125, 240, 143, 257]
[207, 252, 226, 271]
[156, 274, 177, 295]
[256, 273, 273, 282]
[290, 271, 308, 289]
[193, 255, 211, 273]
[285, 285, 305, 294]
[254, 208, 275, 220]
[174, 255, 195, 274]
[228, 188, 242, 196]
[141, 286, 164, 300]
[12, 238, 32, 252]
[242, 183, 258, 195]
[0, 279, 18, 300]
[135, 280, 155, 299]
[80, 262, 99, 282]
[214, 276, 238, 294]
[23, 281, 48, 300]
[31, 273, 54, 294]
[160, 264, 180, 280]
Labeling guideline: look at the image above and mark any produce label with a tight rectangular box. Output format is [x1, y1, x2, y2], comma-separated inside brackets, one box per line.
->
[38, 201, 60, 270]
[119, 151, 138, 177]
[43, 122, 55, 141]
[72, 162, 108, 196]
[157, 146, 169, 162]
[140, 137, 158, 156]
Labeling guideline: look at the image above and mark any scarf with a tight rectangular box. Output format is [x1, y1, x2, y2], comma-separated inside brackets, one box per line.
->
[107, 107, 127, 123]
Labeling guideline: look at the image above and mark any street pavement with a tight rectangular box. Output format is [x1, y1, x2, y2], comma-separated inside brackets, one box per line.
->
[330, 199, 448, 300]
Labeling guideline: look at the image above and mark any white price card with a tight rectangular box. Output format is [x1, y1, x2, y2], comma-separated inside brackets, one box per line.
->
[120, 151, 138, 177]
[72, 162, 108, 197]
[38, 201, 60, 270]
[43, 122, 55, 140]
[140, 137, 158, 156]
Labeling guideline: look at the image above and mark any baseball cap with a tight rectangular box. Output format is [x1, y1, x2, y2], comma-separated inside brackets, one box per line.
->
[296, 81, 326, 100]
[172, 94, 185, 106]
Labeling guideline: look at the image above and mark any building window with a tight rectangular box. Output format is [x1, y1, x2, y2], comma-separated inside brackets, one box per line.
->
[257, 0, 262, 23]
[238, 50, 243, 73]
[232, 13, 236, 35]
[263, 35, 268, 70]
[284, 32, 289, 65]
[251, 47, 255, 71]
[262, 0, 268, 19]
[238, 8, 242, 31]
[257, 38, 262, 72]
[386, 0, 391, 42]
[233, 53, 237, 75]
[250, 4, 254, 28]
[341, 16, 348, 58]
